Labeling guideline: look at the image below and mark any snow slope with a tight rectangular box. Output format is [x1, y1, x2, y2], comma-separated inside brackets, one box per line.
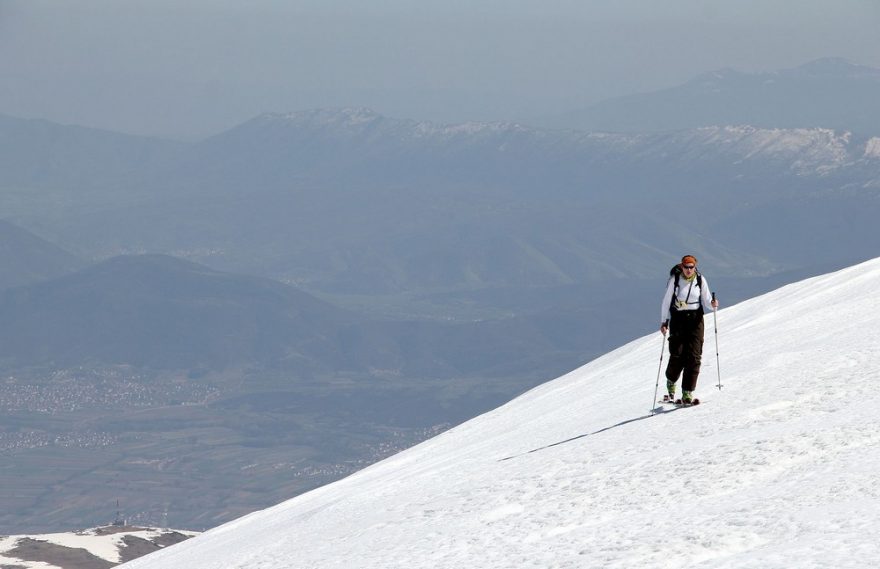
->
[121, 258, 880, 569]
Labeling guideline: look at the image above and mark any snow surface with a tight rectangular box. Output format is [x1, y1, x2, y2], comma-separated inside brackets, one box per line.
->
[121, 258, 880, 569]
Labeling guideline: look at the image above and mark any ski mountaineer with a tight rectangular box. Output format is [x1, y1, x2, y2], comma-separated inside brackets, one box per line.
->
[660, 255, 718, 405]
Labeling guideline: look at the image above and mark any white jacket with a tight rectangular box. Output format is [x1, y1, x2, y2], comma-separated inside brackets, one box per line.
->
[660, 273, 713, 324]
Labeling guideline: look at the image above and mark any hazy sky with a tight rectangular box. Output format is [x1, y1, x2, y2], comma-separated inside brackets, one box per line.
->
[2, 0, 879, 139]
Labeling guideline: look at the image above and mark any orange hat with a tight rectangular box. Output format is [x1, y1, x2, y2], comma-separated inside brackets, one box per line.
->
[681, 255, 697, 266]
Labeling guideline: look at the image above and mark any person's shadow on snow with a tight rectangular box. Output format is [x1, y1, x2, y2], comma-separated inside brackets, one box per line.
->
[498, 405, 680, 462]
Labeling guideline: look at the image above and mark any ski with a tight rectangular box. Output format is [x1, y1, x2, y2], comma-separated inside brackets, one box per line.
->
[657, 397, 701, 407]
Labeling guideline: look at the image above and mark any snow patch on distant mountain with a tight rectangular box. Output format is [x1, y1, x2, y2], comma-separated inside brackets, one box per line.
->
[692, 126, 851, 174]
[864, 137, 880, 159]
[0, 526, 197, 569]
[271, 107, 383, 128]
[427, 120, 533, 138]
[262, 108, 532, 140]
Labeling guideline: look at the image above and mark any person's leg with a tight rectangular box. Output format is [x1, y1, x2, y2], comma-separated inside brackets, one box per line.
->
[681, 318, 705, 397]
[665, 334, 684, 398]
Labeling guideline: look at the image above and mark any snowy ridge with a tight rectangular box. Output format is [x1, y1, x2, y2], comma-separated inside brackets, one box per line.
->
[122, 258, 880, 569]
[695, 125, 853, 174]
[259, 108, 531, 140]
[242, 109, 876, 176]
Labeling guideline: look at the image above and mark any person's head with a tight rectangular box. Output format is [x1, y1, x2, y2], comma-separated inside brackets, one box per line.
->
[681, 255, 697, 274]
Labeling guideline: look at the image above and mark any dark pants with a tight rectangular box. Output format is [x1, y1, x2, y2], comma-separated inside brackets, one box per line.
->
[666, 309, 705, 392]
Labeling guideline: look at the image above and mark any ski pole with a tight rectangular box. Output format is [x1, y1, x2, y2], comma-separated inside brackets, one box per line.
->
[712, 292, 722, 390]
[651, 327, 667, 414]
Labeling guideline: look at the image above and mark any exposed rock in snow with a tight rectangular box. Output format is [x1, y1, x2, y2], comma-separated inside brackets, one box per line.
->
[0, 526, 197, 569]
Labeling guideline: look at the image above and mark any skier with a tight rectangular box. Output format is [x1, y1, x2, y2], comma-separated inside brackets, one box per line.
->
[660, 255, 718, 405]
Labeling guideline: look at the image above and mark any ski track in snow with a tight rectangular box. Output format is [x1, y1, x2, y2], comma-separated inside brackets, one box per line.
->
[121, 258, 880, 569]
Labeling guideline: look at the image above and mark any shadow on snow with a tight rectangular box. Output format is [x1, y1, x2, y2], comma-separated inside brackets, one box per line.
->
[498, 405, 682, 462]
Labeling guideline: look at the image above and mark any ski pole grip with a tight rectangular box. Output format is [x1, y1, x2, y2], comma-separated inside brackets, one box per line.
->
[712, 292, 716, 302]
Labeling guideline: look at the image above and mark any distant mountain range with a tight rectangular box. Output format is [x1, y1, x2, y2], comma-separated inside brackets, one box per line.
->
[2, 106, 880, 370]
[537, 58, 880, 135]
[7, 106, 877, 293]
[3, 98, 879, 393]
[0, 253, 621, 380]
[196, 107, 879, 184]
[157, 110, 880, 282]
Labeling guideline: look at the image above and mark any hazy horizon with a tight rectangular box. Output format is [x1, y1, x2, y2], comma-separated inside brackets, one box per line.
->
[2, 0, 879, 139]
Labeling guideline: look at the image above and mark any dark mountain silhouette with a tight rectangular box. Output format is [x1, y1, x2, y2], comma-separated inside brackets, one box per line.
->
[0, 255, 356, 370]
[0, 254, 609, 379]
[0, 113, 180, 189]
[0, 219, 84, 290]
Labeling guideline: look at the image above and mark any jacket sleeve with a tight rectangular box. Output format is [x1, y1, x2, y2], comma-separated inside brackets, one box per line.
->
[700, 276, 714, 312]
[660, 277, 675, 323]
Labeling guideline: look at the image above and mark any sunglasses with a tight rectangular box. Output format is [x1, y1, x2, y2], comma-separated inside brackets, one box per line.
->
[682, 265, 696, 270]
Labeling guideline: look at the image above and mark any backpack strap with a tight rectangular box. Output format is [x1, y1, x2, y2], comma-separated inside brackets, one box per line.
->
[671, 266, 702, 293]
[670, 266, 703, 311]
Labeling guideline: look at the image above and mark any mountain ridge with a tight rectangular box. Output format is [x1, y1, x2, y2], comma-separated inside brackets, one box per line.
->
[538, 57, 880, 135]
[0, 219, 84, 290]
[0, 113, 181, 189]
[207, 107, 880, 178]
[0, 254, 353, 370]
[6, 107, 879, 298]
